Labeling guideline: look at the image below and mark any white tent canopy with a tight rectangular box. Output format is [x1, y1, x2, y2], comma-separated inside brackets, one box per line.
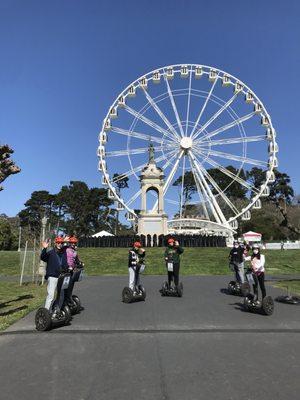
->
[242, 231, 262, 242]
[92, 230, 114, 238]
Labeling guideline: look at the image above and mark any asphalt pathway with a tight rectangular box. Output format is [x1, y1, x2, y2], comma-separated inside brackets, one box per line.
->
[0, 276, 299, 400]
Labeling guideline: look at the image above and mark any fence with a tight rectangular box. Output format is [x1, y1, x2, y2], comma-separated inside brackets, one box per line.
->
[79, 234, 226, 248]
[265, 241, 300, 250]
[19, 240, 40, 285]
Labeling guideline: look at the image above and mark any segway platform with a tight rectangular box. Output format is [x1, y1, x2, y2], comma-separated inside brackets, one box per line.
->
[122, 285, 146, 303]
[227, 281, 250, 297]
[244, 294, 274, 315]
[275, 295, 300, 305]
[160, 281, 183, 297]
[35, 304, 72, 331]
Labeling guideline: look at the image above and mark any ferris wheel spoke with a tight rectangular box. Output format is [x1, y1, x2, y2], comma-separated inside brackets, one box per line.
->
[189, 162, 210, 220]
[192, 153, 239, 215]
[192, 93, 239, 141]
[161, 150, 180, 170]
[197, 134, 266, 147]
[179, 156, 186, 218]
[197, 112, 256, 143]
[141, 88, 181, 141]
[190, 73, 220, 138]
[185, 68, 193, 136]
[106, 143, 176, 158]
[124, 104, 178, 143]
[193, 148, 259, 194]
[125, 189, 142, 207]
[188, 151, 227, 225]
[111, 127, 172, 145]
[151, 150, 184, 211]
[200, 148, 267, 167]
[112, 149, 177, 183]
[163, 73, 185, 137]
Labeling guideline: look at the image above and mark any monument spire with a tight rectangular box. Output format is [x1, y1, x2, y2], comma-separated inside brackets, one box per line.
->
[148, 140, 155, 163]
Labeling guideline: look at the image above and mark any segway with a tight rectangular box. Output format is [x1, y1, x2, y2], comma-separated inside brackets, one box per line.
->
[160, 281, 183, 297]
[160, 260, 183, 297]
[35, 272, 72, 331]
[227, 280, 250, 297]
[244, 293, 274, 315]
[227, 262, 251, 297]
[64, 262, 84, 314]
[243, 271, 274, 315]
[122, 264, 146, 303]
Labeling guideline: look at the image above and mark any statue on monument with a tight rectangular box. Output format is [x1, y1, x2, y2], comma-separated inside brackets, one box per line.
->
[148, 141, 155, 163]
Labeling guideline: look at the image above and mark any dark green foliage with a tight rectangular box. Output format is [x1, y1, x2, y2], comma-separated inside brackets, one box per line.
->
[207, 166, 247, 199]
[0, 218, 13, 250]
[18, 181, 115, 239]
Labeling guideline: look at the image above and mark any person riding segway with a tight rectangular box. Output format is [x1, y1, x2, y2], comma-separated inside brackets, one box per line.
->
[160, 238, 184, 297]
[122, 241, 146, 303]
[243, 244, 274, 315]
[64, 236, 84, 314]
[227, 240, 250, 296]
[35, 237, 72, 331]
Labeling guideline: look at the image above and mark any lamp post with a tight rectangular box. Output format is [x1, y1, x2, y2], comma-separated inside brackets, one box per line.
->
[17, 226, 22, 252]
[39, 216, 48, 285]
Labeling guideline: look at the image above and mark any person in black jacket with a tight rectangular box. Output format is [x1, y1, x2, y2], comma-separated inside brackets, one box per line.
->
[228, 240, 245, 283]
[41, 236, 69, 311]
[164, 238, 184, 288]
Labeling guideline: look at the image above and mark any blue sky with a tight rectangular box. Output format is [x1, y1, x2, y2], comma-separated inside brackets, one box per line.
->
[0, 0, 299, 217]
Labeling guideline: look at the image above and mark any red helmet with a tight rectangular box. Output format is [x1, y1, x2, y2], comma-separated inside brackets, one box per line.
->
[133, 241, 142, 248]
[55, 236, 64, 244]
[167, 238, 175, 244]
[69, 236, 78, 244]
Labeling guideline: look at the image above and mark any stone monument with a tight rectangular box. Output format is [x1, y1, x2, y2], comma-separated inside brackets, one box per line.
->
[137, 143, 168, 242]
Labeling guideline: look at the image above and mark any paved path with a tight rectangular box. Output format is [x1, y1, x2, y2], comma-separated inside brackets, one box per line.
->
[0, 276, 299, 400]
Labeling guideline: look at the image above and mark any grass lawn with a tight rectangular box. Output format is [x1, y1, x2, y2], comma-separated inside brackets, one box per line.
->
[274, 280, 300, 296]
[0, 282, 46, 331]
[79, 247, 300, 275]
[1, 248, 300, 276]
[0, 248, 299, 331]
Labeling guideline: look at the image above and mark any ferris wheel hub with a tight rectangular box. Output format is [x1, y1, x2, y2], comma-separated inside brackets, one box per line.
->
[180, 136, 193, 150]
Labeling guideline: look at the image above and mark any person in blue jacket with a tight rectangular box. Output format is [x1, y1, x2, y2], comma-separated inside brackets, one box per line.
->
[41, 236, 69, 311]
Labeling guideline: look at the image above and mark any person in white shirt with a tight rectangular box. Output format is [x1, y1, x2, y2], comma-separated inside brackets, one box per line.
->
[244, 244, 266, 301]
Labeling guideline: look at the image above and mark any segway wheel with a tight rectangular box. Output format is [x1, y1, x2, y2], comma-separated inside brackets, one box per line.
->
[262, 296, 274, 316]
[160, 281, 168, 296]
[35, 307, 52, 331]
[72, 295, 82, 313]
[62, 305, 72, 324]
[244, 294, 254, 312]
[122, 287, 133, 303]
[138, 285, 146, 301]
[241, 282, 250, 297]
[228, 281, 236, 294]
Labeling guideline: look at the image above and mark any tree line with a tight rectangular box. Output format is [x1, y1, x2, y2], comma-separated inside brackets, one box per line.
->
[0, 165, 299, 250]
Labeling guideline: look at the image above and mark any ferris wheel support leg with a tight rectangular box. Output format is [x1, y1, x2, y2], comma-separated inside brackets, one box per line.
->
[190, 162, 211, 221]
[189, 151, 227, 225]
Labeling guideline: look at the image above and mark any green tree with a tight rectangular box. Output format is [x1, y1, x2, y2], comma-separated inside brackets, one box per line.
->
[173, 171, 197, 216]
[113, 173, 129, 234]
[207, 166, 247, 199]
[18, 190, 55, 235]
[0, 217, 13, 250]
[57, 181, 113, 237]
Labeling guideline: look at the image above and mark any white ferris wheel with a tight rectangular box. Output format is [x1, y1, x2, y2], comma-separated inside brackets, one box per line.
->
[97, 64, 278, 234]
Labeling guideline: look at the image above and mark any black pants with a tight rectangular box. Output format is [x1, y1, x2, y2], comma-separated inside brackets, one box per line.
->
[65, 274, 75, 301]
[253, 273, 266, 299]
[167, 263, 180, 286]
